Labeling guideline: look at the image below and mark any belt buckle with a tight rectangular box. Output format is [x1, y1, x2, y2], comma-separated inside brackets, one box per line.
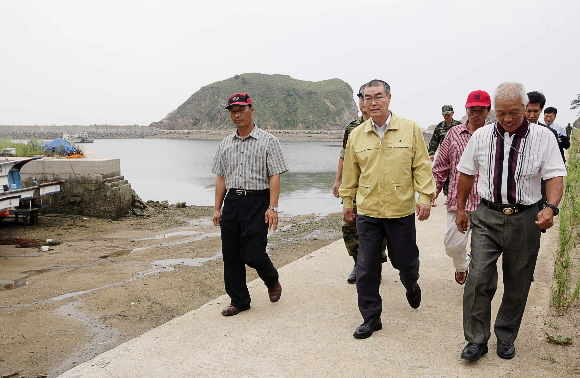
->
[235, 189, 245, 196]
[502, 208, 514, 215]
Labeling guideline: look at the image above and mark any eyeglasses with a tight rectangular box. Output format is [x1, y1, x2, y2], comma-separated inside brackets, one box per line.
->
[363, 95, 387, 104]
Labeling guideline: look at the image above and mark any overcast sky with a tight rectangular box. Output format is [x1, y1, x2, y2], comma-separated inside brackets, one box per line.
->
[1, 0, 578, 129]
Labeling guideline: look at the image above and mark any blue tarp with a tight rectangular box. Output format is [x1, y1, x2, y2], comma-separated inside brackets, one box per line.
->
[44, 138, 77, 154]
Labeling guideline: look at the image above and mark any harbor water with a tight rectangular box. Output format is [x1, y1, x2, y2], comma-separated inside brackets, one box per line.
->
[81, 138, 343, 216]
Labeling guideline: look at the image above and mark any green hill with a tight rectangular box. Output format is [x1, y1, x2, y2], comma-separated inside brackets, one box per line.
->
[150, 73, 358, 130]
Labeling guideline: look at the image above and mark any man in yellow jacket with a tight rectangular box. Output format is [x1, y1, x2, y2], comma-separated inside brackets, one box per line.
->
[340, 79, 435, 339]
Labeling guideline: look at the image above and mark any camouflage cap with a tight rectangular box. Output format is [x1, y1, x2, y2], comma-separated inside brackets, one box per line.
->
[442, 105, 454, 114]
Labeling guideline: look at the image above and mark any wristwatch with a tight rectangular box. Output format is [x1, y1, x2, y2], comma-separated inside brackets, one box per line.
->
[544, 203, 559, 216]
[268, 206, 278, 212]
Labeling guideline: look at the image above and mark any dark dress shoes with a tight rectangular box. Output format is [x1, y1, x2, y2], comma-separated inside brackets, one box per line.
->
[460, 342, 488, 361]
[221, 305, 249, 317]
[406, 284, 422, 309]
[347, 266, 356, 284]
[353, 317, 382, 339]
[268, 281, 282, 302]
[497, 341, 516, 359]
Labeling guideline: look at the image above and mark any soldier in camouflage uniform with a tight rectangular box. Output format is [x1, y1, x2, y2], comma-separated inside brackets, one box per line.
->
[428, 105, 461, 196]
[333, 85, 387, 284]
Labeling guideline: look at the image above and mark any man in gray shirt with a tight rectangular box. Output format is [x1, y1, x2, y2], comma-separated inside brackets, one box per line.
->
[211, 93, 288, 317]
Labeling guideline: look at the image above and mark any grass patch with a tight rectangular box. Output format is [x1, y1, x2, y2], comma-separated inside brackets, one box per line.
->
[552, 130, 580, 310]
[544, 332, 573, 346]
[0, 138, 45, 157]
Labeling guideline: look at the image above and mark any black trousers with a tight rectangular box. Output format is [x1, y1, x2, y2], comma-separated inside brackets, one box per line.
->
[220, 191, 279, 309]
[356, 214, 420, 322]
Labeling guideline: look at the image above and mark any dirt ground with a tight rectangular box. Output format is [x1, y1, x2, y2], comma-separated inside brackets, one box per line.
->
[0, 205, 343, 377]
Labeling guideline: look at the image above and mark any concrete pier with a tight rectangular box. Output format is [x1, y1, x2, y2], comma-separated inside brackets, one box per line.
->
[21, 158, 135, 219]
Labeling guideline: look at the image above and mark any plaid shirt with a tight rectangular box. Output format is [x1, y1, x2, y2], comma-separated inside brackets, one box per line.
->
[211, 125, 288, 190]
[432, 123, 480, 211]
[428, 119, 462, 155]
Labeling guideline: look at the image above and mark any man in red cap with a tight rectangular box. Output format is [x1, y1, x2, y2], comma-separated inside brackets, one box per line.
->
[211, 93, 288, 316]
[432, 90, 491, 285]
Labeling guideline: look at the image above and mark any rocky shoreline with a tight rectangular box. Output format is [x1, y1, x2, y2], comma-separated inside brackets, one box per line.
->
[0, 125, 433, 143]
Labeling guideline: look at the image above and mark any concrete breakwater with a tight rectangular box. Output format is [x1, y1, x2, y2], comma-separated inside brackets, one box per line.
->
[0, 125, 346, 141]
[21, 158, 137, 219]
[0, 125, 433, 142]
[0, 125, 155, 140]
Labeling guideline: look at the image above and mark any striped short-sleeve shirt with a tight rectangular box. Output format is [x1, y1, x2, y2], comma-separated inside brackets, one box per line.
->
[211, 125, 288, 190]
[457, 120, 567, 205]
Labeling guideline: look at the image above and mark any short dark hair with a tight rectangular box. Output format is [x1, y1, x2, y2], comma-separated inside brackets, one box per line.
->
[356, 84, 366, 98]
[544, 106, 557, 114]
[527, 91, 546, 109]
[365, 79, 391, 95]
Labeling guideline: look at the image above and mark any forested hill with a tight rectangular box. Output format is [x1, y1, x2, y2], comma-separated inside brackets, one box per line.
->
[150, 73, 358, 130]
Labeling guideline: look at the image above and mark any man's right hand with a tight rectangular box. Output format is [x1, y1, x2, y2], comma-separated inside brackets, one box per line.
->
[212, 209, 221, 226]
[455, 209, 469, 233]
[332, 180, 340, 198]
[343, 207, 355, 223]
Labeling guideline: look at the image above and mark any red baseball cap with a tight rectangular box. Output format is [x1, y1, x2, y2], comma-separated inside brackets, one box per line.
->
[465, 90, 491, 108]
[225, 93, 253, 109]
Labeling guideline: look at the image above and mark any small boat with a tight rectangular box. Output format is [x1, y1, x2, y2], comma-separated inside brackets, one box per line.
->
[63, 132, 94, 143]
[0, 156, 62, 213]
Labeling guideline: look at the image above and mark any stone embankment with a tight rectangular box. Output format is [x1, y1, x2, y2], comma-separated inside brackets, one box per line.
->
[21, 158, 137, 219]
[0, 125, 155, 140]
[0, 125, 434, 143]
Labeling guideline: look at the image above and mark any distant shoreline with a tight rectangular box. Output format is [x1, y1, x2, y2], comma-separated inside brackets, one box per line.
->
[0, 125, 346, 143]
[152, 129, 344, 142]
[0, 125, 434, 143]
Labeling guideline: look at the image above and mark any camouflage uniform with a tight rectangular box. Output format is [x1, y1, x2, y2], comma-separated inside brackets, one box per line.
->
[428, 118, 461, 196]
[428, 119, 462, 156]
[340, 118, 387, 262]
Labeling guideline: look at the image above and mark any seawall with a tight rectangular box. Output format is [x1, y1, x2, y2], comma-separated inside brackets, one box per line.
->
[20, 158, 136, 219]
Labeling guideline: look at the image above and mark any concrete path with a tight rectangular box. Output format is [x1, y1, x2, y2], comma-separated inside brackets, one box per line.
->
[61, 201, 564, 377]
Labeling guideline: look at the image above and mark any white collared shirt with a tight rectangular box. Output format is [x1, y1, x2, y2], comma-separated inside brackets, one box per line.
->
[371, 112, 392, 140]
[548, 122, 566, 136]
[457, 122, 566, 205]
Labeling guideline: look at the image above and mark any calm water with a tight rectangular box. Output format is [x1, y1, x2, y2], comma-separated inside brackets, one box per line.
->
[81, 139, 343, 216]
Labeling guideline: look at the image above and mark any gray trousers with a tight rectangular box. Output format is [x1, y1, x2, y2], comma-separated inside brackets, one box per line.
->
[463, 203, 541, 344]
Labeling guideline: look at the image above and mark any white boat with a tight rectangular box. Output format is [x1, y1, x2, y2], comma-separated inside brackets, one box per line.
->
[63, 132, 94, 143]
[0, 157, 62, 212]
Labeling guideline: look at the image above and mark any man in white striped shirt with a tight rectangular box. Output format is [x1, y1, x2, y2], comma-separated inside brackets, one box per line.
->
[212, 93, 288, 317]
[455, 82, 566, 361]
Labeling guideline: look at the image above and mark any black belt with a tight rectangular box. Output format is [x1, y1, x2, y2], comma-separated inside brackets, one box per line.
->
[480, 198, 538, 215]
[229, 188, 269, 196]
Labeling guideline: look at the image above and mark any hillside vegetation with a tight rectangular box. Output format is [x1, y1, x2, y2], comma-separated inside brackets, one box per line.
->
[150, 73, 358, 130]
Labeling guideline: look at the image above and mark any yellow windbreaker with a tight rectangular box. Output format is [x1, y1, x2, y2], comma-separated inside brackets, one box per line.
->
[339, 112, 435, 218]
